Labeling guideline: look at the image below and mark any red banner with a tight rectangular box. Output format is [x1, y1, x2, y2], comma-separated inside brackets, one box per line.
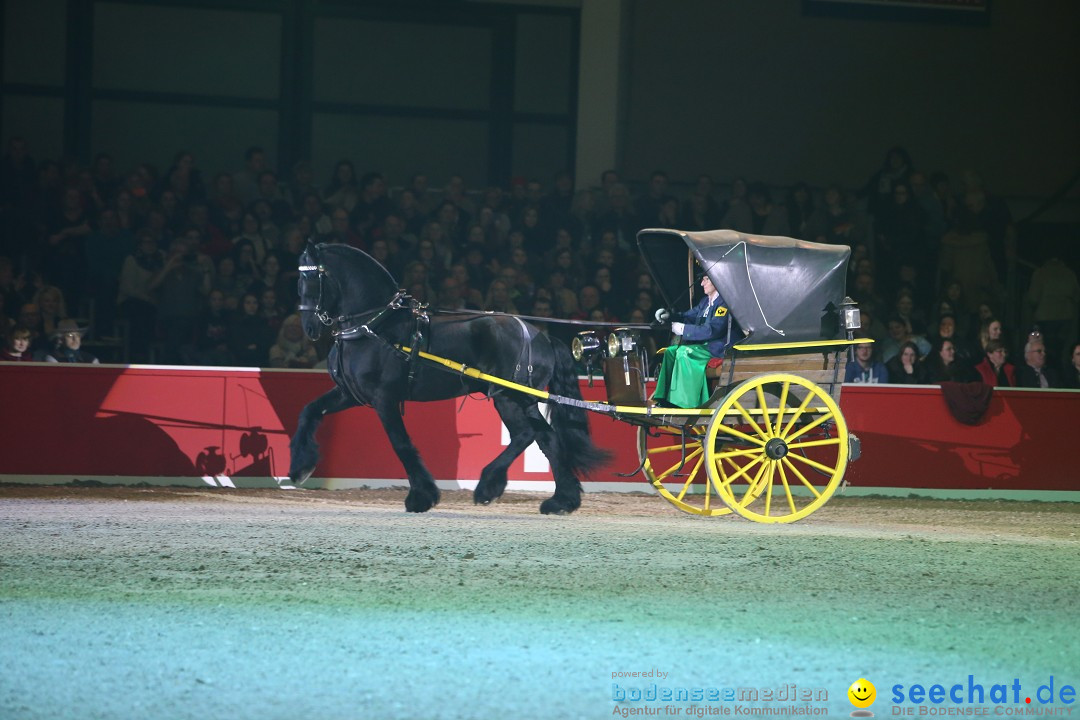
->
[0, 364, 1074, 493]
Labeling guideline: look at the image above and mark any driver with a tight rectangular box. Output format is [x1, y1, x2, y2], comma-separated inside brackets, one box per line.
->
[651, 272, 731, 408]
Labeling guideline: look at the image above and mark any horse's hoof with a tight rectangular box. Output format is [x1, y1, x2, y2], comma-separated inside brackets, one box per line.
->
[290, 466, 316, 487]
[472, 486, 499, 506]
[405, 489, 438, 513]
[540, 498, 577, 515]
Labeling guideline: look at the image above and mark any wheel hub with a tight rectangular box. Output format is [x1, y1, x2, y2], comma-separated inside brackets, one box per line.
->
[764, 437, 789, 460]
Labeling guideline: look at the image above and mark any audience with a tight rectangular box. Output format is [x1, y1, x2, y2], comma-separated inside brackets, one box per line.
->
[0, 135, 1074, 390]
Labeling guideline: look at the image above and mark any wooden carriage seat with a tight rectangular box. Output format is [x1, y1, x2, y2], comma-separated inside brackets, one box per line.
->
[705, 351, 849, 396]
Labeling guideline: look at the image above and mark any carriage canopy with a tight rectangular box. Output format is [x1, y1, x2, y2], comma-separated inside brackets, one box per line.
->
[637, 228, 851, 346]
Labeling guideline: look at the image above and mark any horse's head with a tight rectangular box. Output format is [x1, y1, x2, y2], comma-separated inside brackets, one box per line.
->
[296, 240, 401, 341]
[297, 240, 335, 341]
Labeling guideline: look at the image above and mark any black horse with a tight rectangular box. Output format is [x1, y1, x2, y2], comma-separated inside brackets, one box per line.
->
[289, 241, 610, 514]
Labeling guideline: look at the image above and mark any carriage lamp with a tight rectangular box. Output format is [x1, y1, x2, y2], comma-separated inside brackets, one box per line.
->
[840, 296, 860, 340]
[606, 329, 639, 358]
[571, 331, 602, 363]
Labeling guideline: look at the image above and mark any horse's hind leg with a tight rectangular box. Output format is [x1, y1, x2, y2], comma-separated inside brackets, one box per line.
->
[373, 397, 440, 513]
[526, 404, 582, 515]
[289, 387, 357, 486]
[475, 395, 537, 505]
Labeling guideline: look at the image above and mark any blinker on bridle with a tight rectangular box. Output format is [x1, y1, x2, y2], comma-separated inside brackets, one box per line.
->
[297, 262, 334, 326]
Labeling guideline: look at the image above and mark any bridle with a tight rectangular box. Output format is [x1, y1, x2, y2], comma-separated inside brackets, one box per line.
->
[297, 260, 334, 327]
[298, 255, 414, 338]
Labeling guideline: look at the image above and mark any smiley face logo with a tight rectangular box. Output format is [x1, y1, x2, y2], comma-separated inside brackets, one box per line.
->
[848, 678, 876, 709]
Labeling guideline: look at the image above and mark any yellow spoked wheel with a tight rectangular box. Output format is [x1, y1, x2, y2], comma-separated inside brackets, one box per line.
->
[705, 373, 848, 523]
[638, 422, 737, 516]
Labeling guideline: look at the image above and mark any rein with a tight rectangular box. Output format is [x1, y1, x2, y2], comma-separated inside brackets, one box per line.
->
[430, 307, 655, 331]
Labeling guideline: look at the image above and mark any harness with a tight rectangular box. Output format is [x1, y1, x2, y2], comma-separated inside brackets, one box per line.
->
[300, 260, 500, 403]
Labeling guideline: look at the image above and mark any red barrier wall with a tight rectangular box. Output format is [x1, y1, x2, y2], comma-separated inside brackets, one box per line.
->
[0, 364, 1076, 495]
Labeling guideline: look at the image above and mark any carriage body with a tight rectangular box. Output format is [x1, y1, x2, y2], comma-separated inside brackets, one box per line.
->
[605, 228, 865, 523]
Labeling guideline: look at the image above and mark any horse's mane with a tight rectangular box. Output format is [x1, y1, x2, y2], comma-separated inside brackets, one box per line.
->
[316, 243, 399, 301]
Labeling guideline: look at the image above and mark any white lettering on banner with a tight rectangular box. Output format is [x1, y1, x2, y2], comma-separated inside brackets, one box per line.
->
[500, 402, 550, 473]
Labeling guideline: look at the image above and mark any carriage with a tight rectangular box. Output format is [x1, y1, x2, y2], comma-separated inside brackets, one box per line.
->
[291, 228, 863, 523]
[571, 228, 863, 523]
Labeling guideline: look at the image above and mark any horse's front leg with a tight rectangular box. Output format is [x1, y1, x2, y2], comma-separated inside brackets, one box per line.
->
[373, 396, 440, 513]
[289, 387, 357, 486]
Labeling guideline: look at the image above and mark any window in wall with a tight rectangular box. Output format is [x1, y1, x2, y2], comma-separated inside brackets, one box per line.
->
[513, 13, 574, 116]
[313, 17, 492, 111]
[3, 0, 67, 86]
[2, 96, 65, 161]
[93, 3, 281, 99]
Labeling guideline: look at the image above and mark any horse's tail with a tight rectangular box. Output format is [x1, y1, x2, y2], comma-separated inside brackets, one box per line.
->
[548, 337, 613, 477]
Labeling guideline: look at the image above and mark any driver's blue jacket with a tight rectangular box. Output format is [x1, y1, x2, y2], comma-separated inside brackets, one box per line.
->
[674, 293, 731, 357]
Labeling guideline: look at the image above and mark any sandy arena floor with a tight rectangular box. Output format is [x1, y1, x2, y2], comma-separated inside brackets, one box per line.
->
[1, 485, 1078, 720]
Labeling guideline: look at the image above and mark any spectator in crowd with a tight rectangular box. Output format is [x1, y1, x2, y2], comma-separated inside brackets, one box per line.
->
[208, 172, 244, 237]
[785, 182, 815, 240]
[1, 325, 34, 362]
[875, 180, 926, 274]
[84, 208, 134, 337]
[43, 319, 99, 364]
[151, 236, 211, 364]
[956, 170, 1015, 286]
[1063, 343, 1080, 389]
[808, 185, 863, 247]
[680, 192, 719, 232]
[723, 182, 789, 236]
[32, 284, 67, 340]
[16, 303, 45, 354]
[929, 313, 975, 375]
[351, 172, 392, 241]
[327, 206, 363, 249]
[233, 146, 268, 204]
[977, 317, 1006, 355]
[592, 182, 638, 253]
[287, 160, 319, 210]
[938, 210, 1003, 314]
[269, 313, 318, 369]
[42, 186, 92, 307]
[879, 314, 931, 364]
[448, 263, 484, 310]
[191, 289, 233, 366]
[0, 256, 27, 314]
[233, 212, 270, 266]
[394, 187, 427, 236]
[212, 255, 245, 311]
[1025, 242, 1079, 365]
[0, 292, 12, 339]
[892, 291, 928, 337]
[230, 292, 274, 366]
[255, 170, 293, 228]
[323, 159, 358, 210]
[483, 277, 518, 314]
[925, 338, 971, 384]
[974, 339, 1016, 387]
[863, 145, 913, 219]
[885, 341, 928, 385]
[258, 287, 285, 332]
[634, 170, 675, 227]
[117, 230, 163, 362]
[844, 341, 888, 384]
[1016, 336, 1060, 389]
